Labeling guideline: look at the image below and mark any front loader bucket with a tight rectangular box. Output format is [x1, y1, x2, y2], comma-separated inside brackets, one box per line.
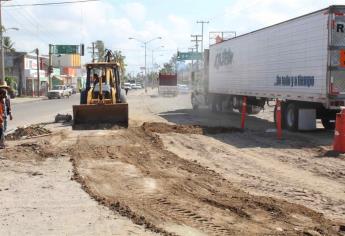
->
[73, 103, 128, 129]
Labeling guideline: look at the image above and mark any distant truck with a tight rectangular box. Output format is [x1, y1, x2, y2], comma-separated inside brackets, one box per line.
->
[47, 85, 70, 99]
[158, 73, 178, 96]
[192, 5, 345, 131]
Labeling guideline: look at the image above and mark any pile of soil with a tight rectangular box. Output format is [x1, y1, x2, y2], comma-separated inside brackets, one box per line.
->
[142, 122, 203, 135]
[1, 140, 57, 161]
[6, 125, 51, 141]
[142, 122, 242, 135]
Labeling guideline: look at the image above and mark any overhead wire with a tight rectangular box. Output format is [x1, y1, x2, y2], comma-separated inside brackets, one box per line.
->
[3, 0, 98, 48]
[3, 0, 100, 8]
[3, 9, 52, 46]
[4, 7, 55, 44]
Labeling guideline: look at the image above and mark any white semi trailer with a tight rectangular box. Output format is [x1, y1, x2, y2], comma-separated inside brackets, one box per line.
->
[192, 5, 345, 131]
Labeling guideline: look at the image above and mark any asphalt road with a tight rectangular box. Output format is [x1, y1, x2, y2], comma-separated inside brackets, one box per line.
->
[8, 94, 80, 132]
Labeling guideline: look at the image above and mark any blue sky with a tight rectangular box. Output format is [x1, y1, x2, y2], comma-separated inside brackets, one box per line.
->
[3, 0, 344, 73]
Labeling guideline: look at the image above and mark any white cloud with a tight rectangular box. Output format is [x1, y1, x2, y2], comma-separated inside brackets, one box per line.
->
[4, 0, 345, 73]
[221, 0, 345, 35]
[121, 2, 147, 22]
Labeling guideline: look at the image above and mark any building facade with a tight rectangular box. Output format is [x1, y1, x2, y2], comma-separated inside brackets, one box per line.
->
[5, 52, 49, 96]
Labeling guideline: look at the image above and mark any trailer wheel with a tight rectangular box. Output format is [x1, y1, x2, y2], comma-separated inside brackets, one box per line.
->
[247, 105, 261, 115]
[285, 103, 298, 131]
[321, 118, 335, 130]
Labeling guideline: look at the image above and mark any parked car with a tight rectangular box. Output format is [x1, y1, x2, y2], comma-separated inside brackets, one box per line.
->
[47, 85, 70, 99]
[123, 82, 132, 90]
[71, 85, 78, 94]
[66, 86, 73, 96]
[178, 84, 190, 94]
[133, 84, 142, 89]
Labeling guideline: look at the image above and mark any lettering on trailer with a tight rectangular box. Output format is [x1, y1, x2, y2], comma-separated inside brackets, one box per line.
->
[214, 48, 233, 69]
[337, 23, 344, 33]
[274, 75, 315, 87]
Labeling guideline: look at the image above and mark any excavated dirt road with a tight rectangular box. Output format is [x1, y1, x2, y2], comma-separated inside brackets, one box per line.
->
[1, 89, 345, 235]
[69, 124, 341, 235]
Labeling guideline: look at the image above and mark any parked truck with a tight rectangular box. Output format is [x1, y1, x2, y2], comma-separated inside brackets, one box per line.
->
[158, 73, 178, 96]
[192, 5, 345, 131]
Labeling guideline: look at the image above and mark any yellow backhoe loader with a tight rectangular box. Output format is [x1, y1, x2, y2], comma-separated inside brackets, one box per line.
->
[73, 50, 128, 129]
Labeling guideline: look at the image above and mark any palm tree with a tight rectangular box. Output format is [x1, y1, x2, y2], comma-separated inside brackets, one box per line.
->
[95, 40, 105, 62]
[3, 36, 15, 52]
[112, 50, 126, 77]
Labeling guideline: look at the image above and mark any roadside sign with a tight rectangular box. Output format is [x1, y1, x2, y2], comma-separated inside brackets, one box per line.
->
[52, 45, 79, 54]
[177, 52, 203, 61]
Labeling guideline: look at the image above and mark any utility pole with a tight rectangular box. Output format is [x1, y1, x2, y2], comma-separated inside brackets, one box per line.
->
[188, 47, 195, 70]
[191, 35, 202, 69]
[36, 48, 40, 97]
[48, 44, 52, 90]
[0, 0, 11, 83]
[197, 20, 209, 53]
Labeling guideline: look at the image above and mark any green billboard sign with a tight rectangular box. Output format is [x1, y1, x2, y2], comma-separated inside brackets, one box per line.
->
[52, 45, 79, 54]
[177, 52, 203, 61]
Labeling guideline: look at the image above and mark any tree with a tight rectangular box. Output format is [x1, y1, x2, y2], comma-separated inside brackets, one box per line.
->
[95, 40, 105, 62]
[112, 50, 126, 76]
[147, 71, 158, 87]
[3, 36, 15, 52]
[159, 54, 177, 74]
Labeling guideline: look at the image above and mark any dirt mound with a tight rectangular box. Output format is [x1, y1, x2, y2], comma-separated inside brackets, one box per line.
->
[6, 125, 51, 141]
[142, 122, 242, 135]
[70, 127, 341, 236]
[1, 140, 57, 161]
[142, 122, 203, 134]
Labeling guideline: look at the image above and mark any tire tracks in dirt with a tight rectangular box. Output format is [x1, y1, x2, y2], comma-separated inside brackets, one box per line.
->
[159, 129, 345, 223]
[69, 123, 342, 236]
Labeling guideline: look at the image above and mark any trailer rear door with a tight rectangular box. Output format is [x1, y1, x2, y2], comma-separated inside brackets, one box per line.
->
[330, 6, 345, 96]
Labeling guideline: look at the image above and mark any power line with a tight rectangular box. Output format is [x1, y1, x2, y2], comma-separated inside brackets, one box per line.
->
[3, 0, 99, 8]
[4, 8, 55, 45]
[3, 9, 51, 45]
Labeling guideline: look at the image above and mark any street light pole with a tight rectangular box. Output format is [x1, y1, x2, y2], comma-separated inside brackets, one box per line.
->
[128, 36, 162, 93]
[152, 46, 164, 72]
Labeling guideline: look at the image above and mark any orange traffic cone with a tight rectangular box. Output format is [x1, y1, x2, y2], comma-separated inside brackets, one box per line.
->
[276, 99, 282, 140]
[333, 109, 345, 152]
[241, 96, 247, 129]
